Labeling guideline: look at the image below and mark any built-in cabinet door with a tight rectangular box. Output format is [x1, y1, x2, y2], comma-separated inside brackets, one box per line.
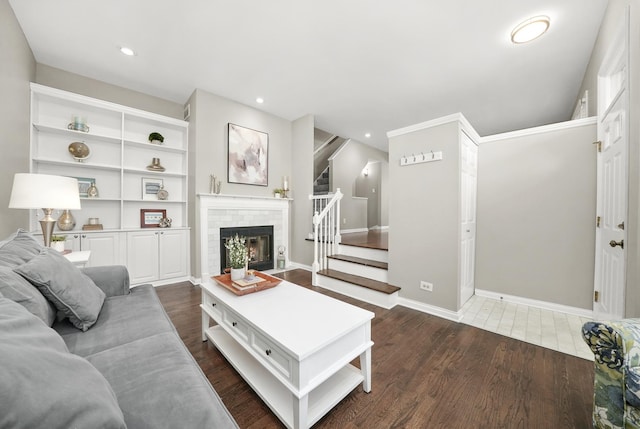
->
[81, 233, 122, 267]
[63, 232, 121, 267]
[127, 231, 160, 284]
[158, 229, 188, 280]
[459, 131, 478, 307]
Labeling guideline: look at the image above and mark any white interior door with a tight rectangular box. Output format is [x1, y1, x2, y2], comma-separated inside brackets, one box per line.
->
[594, 14, 629, 320]
[460, 131, 478, 307]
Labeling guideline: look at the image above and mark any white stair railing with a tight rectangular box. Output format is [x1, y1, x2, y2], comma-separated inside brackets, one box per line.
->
[309, 188, 343, 285]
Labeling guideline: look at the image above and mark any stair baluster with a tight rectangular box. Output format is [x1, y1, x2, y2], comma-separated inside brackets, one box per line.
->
[309, 189, 343, 285]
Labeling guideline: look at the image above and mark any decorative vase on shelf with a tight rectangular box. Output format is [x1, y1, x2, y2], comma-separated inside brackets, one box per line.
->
[57, 210, 76, 231]
[230, 268, 245, 281]
[87, 181, 99, 198]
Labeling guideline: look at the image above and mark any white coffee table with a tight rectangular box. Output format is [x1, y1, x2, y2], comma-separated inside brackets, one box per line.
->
[200, 278, 374, 429]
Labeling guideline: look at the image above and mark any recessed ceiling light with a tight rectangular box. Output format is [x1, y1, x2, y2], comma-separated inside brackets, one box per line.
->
[256, 97, 264, 104]
[510, 15, 550, 44]
[365, 133, 371, 138]
[119, 46, 136, 56]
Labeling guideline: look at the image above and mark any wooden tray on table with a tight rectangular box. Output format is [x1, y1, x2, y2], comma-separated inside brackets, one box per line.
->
[211, 271, 282, 296]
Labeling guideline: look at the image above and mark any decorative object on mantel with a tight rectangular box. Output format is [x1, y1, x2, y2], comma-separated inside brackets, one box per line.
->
[158, 217, 172, 228]
[87, 180, 99, 198]
[282, 176, 289, 198]
[67, 115, 89, 133]
[212, 271, 281, 296]
[224, 234, 249, 281]
[146, 157, 165, 172]
[68, 141, 91, 162]
[140, 209, 167, 228]
[209, 174, 222, 194]
[57, 209, 76, 231]
[400, 150, 443, 166]
[228, 123, 268, 186]
[273, 188, 285, 198]
[148, 132, 164, 145]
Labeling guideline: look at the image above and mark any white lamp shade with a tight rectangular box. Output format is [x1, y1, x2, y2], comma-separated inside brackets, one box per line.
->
[9, 173, 81, 210]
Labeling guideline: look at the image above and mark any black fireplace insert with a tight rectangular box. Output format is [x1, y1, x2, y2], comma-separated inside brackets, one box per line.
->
[220, 225, 274, 273]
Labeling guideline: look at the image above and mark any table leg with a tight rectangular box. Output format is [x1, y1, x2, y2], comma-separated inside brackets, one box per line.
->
[360, 347, 372, 393]
[292, 393, 309, 429]
[201, 310, 208, 342]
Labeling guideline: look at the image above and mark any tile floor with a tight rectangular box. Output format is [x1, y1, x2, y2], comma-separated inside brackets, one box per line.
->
[460, 295, 594, 361]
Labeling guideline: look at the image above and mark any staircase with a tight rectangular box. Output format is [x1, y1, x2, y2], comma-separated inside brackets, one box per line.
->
[311, 191, 400, 309]
[313, 167, 330, 195]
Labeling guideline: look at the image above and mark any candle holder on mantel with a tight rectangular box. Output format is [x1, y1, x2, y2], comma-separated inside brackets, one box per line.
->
[282, 176, 289, 198]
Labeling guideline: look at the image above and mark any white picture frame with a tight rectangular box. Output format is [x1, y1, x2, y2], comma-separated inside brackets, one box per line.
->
[142, 177, 163, 200]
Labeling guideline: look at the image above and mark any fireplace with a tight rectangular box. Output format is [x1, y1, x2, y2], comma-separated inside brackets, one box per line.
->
[220, 225, 274, 273]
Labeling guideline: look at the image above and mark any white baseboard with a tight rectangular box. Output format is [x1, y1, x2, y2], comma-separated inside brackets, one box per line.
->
[369, 225, 389, 231]
[341, 228, 369, 234]
[397, 297, 463, 322]
[287, 262, 312, 271]
[475, 289, 593, 319]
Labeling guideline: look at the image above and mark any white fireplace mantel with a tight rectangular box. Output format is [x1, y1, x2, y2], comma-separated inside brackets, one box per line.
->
[198, 194, 291, 280]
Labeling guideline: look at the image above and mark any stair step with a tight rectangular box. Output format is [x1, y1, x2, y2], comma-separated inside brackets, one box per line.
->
[328, 254, 388, 270]
[315, 177, 329, 185]
[317, 269, 400, 295]
[314, 184, 329, 193]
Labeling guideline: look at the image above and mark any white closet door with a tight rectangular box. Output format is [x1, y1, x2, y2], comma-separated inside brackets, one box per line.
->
[460, 131, 478, 307]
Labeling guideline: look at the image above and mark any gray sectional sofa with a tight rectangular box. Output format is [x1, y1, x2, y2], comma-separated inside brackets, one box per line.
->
[0, 229, 238, 429]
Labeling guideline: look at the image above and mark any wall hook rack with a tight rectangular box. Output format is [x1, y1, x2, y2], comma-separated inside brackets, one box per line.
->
[400, 150, 443, 166]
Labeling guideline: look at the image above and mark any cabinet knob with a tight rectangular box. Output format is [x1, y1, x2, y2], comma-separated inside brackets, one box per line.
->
[74, 235, 79, 238]
[81, 235, 86, 238]
[265, 349, 272, 356]
[232, 321, 237, 327]
[160, 231, 164, 235]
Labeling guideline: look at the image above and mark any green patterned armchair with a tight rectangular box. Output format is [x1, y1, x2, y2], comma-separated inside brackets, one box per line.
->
[582, 320, 640, 429]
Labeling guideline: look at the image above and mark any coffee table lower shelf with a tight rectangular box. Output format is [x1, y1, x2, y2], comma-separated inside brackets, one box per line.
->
[205, 325, 364, 429]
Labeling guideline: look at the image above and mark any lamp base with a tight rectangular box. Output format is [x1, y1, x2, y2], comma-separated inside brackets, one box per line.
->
[39, 208, 56, 247]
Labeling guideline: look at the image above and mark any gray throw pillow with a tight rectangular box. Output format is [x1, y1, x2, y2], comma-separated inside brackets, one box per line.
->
[0, 267, 56, 326]
[0, 296, 126, 429]
[0, 229, 43, 268]
[15, 248, 105, 331]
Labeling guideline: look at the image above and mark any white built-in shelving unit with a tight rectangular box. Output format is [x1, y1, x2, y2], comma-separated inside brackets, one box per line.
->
[29, 83, 190, 283]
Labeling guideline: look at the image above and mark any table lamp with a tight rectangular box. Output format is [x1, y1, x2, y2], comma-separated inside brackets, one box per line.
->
[9, 173, 81, 247]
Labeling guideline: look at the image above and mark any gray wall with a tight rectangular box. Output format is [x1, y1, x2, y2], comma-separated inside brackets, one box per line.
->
[388, 122, 460, 311]
[576, 1, 640, 316]
[291, 115, 315, 266]
[330, 139, 388, 231]
[355, 161, 382, 228]
[36, 64, 183, 120]
[0, 0, 36, 238]
[475, 121, 597, 310]
[187, 89, 300, 275]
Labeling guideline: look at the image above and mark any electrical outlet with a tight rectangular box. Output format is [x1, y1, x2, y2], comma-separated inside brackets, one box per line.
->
[343, 218, 347, 225]
[420, 281, 433, 291]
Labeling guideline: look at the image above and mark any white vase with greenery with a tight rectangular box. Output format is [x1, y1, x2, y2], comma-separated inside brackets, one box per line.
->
[225, 234, 248, 281]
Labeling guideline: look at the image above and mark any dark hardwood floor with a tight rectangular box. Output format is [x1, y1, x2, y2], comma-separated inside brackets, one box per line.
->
[340, 230, 388, 250]
[156, 269, 594, 429]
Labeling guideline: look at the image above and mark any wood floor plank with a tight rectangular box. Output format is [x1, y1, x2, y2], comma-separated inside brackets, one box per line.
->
[156, 269, 594, 428]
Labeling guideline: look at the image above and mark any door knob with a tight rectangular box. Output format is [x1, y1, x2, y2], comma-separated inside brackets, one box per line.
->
[609, 239, 624, 249]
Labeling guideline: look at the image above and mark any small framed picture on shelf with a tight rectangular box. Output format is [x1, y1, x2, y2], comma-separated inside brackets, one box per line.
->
[74, 177, 95, 198]
[140, 209, 166, 228]
[142, 177, 163, 200]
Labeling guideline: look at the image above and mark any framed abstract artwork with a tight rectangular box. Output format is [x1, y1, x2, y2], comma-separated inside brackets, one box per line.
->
[228, 123, 268, 186]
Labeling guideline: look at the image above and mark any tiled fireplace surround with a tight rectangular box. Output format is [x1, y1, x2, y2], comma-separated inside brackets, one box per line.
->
[198, 194, 290, 279]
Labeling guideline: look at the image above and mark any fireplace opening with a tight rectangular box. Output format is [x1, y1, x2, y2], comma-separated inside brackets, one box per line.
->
[220, 225, 274, 273]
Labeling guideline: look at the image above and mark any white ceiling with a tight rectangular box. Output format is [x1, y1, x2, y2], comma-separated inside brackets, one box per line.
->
[9, 0, 608, 152]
